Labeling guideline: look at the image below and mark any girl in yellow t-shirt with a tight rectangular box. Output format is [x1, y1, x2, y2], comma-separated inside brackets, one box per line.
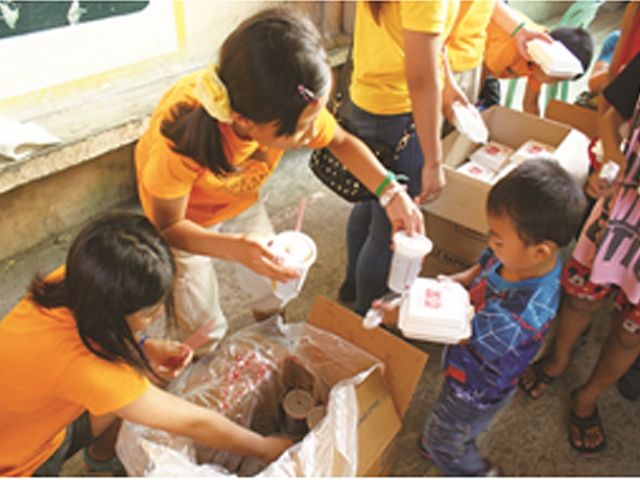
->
[340, 0, 454, 315]
[135, 6, 423, 354]
[0, 212, 292, 477]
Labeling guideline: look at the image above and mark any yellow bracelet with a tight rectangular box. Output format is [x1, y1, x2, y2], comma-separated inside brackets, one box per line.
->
[511, 21, 525, 37]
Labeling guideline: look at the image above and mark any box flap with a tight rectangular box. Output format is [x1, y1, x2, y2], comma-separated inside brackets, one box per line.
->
[484, 106, 570, 148]
[306, 296, 428, 418]
[355, 368, 402, 476]
[545, 98, 598, 139]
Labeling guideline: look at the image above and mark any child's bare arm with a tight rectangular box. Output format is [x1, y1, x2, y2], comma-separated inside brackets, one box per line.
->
[441, 263, 481, 288]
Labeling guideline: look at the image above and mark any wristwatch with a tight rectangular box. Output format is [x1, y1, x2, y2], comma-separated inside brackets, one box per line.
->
[379, 182, 406, 208]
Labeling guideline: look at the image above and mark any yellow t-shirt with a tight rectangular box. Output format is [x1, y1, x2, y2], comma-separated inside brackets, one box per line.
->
[350, 0, 459, 115]
[136, 70, 337, 227]
[0, 266, 149, 476]
[446, 0, 496, 72]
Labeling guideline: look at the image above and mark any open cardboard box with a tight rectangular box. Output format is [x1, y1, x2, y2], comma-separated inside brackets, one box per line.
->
[117, 296, 429, 477]
[306, 296, 429, 476]
[422, 211, 488, 276]
[425, 106, 591, 234]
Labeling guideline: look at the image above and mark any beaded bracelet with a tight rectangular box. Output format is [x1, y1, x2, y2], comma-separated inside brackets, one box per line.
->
[375, 171, 397, 198]
[511, 21, 525, 38]
[138, 335, 149, 348]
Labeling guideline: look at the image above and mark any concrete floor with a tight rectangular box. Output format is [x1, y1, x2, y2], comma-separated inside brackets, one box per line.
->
[2, 3, 637, 476]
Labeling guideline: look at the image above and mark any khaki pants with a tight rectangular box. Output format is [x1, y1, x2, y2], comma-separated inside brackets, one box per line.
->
[171, 199, 284, 356]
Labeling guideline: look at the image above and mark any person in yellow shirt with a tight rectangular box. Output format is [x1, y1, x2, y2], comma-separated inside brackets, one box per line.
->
[0, 212, 292, 476]
[484, 11, 593, 115]
[337, 0, 455, 316]
[136, 6, 424, 354]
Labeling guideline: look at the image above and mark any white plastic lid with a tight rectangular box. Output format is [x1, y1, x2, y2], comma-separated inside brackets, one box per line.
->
[393, 231, 433, 257]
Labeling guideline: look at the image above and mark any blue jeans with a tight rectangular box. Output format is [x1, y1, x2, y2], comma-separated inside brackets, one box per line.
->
[344, 99, 423, 315]
[422, 382, 511, 476]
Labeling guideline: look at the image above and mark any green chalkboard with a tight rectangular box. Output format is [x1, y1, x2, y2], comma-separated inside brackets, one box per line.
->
[0, 1, 149, 39]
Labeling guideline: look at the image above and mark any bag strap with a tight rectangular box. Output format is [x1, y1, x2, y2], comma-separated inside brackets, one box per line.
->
[331, 43, 353, 115]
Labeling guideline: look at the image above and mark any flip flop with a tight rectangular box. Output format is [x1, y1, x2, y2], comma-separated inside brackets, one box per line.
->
[568, 393, 607, 457]
[518, 355, 558, 399]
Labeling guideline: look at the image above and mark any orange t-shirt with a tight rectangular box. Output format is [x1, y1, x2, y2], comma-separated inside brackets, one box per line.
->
[0, 266, 149, 476]
[484, 12, 546, 92]
[135, 70, 337, 227]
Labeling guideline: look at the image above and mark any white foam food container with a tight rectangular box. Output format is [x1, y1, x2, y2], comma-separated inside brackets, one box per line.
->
[452, 102, 489, 144]
[398, 278, 473, 344]
[526, 39, 584, 78]
[456, 160, 495, 183]
[510, 139, 556, 165]
[469, 141, 513, 172]
[491, 162, 519, 184]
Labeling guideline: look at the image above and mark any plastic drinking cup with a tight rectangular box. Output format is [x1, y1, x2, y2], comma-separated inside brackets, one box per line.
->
[270, 231, 317, 302]
[387, 231, 433, 294]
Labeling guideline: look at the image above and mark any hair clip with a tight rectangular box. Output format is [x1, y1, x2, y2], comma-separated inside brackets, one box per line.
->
[297, 84, 318, 105]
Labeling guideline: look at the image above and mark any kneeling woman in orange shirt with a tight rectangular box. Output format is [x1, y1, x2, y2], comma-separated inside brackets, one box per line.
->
[0, 212, 292, 476]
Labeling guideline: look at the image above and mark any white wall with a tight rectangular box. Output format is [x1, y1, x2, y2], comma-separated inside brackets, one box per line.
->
[0, 0, 278, 115]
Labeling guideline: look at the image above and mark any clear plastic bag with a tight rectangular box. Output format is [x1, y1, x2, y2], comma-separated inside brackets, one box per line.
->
[117, 317, 384, 477]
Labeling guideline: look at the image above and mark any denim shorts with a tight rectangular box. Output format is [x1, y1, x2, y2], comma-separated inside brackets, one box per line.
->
[32, 411, 95, 476]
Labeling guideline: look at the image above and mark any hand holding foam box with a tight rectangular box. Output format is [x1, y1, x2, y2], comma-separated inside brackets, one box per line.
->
[456, 160, 495, 183]
[452, 102, 489, 144]
[510, 140, 556, 165]
[469, 141, 513, 172]
[526, 39, 584, 78]
[398, 278, 473, 344]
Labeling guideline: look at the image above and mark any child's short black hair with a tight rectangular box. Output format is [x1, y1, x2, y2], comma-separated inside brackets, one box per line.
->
[549, 26, 593, 80]
[487, 159, 587, 247]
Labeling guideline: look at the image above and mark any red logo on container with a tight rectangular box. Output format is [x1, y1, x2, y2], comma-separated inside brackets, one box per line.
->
[423, 287, 442, 308]
[528, 145, 542, 154]
[485, 145, 500, 156]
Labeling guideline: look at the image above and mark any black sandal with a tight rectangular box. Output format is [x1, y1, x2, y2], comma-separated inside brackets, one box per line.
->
[568, 394, 606, 457]
[518, 355, 558, 399]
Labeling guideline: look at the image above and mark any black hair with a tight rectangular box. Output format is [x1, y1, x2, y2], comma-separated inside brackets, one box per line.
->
[366, 1, 388, 25]
[29, 212, 175, 376]
[161, 6, 332, 176]
[487, 159, 587, 247]
[549, 26, 593, 80]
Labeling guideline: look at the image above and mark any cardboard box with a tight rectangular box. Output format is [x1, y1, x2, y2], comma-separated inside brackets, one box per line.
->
[545, 98, 598, 139]
[422, 211, 488, 277]
[118, 297, 429, 477]
[307, 296, 429, 476]
[425, 106, 590, 234]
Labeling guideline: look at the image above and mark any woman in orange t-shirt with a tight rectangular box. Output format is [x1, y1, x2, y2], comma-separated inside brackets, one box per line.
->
[0, 212, 292, 476]
[135, 6, 423, 355]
